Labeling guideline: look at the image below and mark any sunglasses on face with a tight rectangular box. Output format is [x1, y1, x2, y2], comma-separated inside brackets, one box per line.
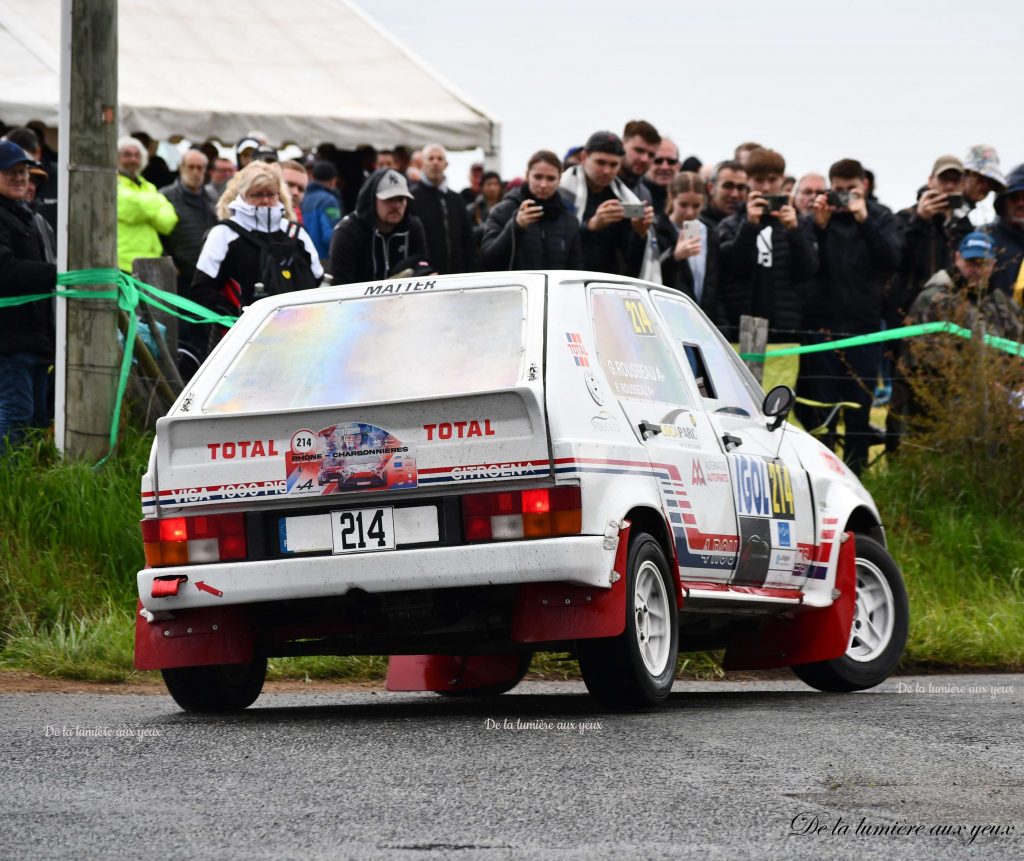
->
[653, 157, 679, 166]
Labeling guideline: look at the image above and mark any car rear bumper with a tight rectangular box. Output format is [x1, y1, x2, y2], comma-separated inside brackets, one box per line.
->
[138, 535, 614, 611]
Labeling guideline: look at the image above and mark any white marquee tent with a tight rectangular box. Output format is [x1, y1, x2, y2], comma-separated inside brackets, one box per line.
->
[0, 0, 499, 154]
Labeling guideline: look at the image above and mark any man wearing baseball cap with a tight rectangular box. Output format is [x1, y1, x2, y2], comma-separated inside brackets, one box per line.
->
[301, 161, 343, 263]
[0, 140, 57, 450]
[888, 155, 973, 329]
[891, 230, 1024, 438]
[329, 168, 428, 284]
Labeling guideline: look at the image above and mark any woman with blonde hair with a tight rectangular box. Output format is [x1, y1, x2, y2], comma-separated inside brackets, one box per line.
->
[190, 161, 322, 352]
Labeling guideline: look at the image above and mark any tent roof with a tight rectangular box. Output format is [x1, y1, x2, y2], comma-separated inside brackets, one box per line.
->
[0, 0, 499, 152]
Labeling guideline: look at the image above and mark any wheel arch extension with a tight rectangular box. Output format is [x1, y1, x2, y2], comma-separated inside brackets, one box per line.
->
[844, 505, 886, 548]
[621, 505, 682, 606]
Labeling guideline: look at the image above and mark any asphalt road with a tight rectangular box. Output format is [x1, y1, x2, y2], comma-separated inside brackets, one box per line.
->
[1, 674, 1021, 860]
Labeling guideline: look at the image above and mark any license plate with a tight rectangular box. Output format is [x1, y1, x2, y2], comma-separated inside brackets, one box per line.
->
[330, 507, 395, 554]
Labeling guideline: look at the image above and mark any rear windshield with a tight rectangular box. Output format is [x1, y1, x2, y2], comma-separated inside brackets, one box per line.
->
[202, 286, 527, 414]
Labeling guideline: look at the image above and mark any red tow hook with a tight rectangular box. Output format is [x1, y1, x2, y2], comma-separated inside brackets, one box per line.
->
[151, 575, 188, 598]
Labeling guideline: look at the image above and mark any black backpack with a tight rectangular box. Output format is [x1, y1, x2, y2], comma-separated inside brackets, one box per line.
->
[222, 220, 319, 297]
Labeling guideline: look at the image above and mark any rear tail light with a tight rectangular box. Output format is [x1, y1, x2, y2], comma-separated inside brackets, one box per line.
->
[141, 513, 247, 567]
[462, 487, 581, 542]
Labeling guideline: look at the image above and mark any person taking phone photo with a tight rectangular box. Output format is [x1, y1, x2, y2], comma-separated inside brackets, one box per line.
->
[479, 150, 581, 271]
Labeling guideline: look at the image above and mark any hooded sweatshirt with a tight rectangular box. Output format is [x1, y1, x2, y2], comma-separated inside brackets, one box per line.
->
[329, 169, 428, 285]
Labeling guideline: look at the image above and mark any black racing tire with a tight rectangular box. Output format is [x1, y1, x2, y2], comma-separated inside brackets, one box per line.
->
[577, 532, 679, 710]
[436, 653, 534, 698]
[793, 535, 908, 692]
[161, 656, 268, 712]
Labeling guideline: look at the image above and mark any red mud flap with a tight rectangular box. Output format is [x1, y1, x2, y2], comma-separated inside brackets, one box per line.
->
[134, 600, 255, 671]
[385, 654, 524, 692]
[723, 531, 857, 670]
[508, 521, 632, 643]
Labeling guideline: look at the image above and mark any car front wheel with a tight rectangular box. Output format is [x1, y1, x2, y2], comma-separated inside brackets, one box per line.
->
[578, 532, 679, 710]
[161, 656, 267, 712]
[793, 535, 908, 692]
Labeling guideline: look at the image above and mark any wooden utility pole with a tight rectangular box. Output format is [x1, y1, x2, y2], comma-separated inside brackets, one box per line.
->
[739, 315, 769, 385]
[59, 0, 121, 459]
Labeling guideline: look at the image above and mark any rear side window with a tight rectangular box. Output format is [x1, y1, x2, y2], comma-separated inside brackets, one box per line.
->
[652, 293, 761, 417]
[590, 288, 690, 406]
[203, 286, 527, 413]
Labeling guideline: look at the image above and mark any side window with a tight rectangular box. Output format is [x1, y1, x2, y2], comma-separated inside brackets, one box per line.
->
[653, 293, 761, 417]
[590, 288, 690, 406]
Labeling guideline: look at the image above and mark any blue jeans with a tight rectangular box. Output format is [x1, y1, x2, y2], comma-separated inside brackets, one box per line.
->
[0, 352, 51, 451]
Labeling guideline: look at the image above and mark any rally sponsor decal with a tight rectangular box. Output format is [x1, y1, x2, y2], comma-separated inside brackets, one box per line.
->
[565, 332, 590, 367]
[733, 517, 772, 586]
[732, 455, 795, 520]
[423, 419, 495, 440]
[207, 439, 279, 460]
[363, 279, 437, 296]
[770, 519, 794, 549]
[285, 422, 416, 497]
[590, 412, 622, 434]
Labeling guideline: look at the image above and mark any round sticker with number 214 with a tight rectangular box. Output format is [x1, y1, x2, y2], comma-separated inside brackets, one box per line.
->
[290, 430, 316, 454]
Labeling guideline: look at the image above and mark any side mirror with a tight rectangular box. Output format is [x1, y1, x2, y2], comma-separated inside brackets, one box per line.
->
[762, 385, 795, 431]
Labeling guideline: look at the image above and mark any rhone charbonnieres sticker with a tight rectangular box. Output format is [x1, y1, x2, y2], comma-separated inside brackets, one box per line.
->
[285, 422, 417, 496]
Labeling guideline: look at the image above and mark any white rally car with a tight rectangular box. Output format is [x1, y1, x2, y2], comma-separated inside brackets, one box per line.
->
[135, 271, 908, 711]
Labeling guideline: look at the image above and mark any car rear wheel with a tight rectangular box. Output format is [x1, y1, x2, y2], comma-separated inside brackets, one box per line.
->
[161, 656, 267, 712]
[578, 532, 679, 710]
[793, 535, 908, 692]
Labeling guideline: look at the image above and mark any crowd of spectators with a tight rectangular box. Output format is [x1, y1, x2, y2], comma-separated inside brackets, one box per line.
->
[0, 120, 1022, 471]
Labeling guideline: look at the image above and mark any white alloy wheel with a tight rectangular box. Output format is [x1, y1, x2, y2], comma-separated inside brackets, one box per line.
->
[847, 556, 896, 663]
[634, 559, 672, 676]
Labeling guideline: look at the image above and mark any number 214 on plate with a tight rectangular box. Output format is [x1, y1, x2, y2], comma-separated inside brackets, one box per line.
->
[331, 507, 395, 554]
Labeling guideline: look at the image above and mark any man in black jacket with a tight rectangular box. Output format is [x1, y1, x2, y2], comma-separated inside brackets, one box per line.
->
[410, 145, 476, 274]
[795, 158, 902, 473]
[160, 148, 218, 292]
[701, 160, 748, 229]
[718, 148, 817, 340]
[558, 131, 655, 278]
[887, 155, 972, 328]
[0, 141, 57, 449]
[329, 168, 428, 285]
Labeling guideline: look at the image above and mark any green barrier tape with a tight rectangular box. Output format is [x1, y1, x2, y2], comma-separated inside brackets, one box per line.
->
[5, 268, 1022, 463]
[738, 321, 1024, 360]
[48, 268, 239, 463]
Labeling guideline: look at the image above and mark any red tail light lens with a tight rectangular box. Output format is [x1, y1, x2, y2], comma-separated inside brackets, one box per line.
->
[141, 513, 247, 567]
[461, 487, 581, 542]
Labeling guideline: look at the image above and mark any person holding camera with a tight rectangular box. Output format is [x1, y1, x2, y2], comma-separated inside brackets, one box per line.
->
[717, 148, 818, 340]
[794, 158, 902, 473]
[654, 172, 720, 321]
[886, 155, 973, 327]
[479, 150, 581, 271]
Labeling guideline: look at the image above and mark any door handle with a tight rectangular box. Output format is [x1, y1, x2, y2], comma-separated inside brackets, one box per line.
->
[639, 420, 662, 438]
[722, 432, 743, 450]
